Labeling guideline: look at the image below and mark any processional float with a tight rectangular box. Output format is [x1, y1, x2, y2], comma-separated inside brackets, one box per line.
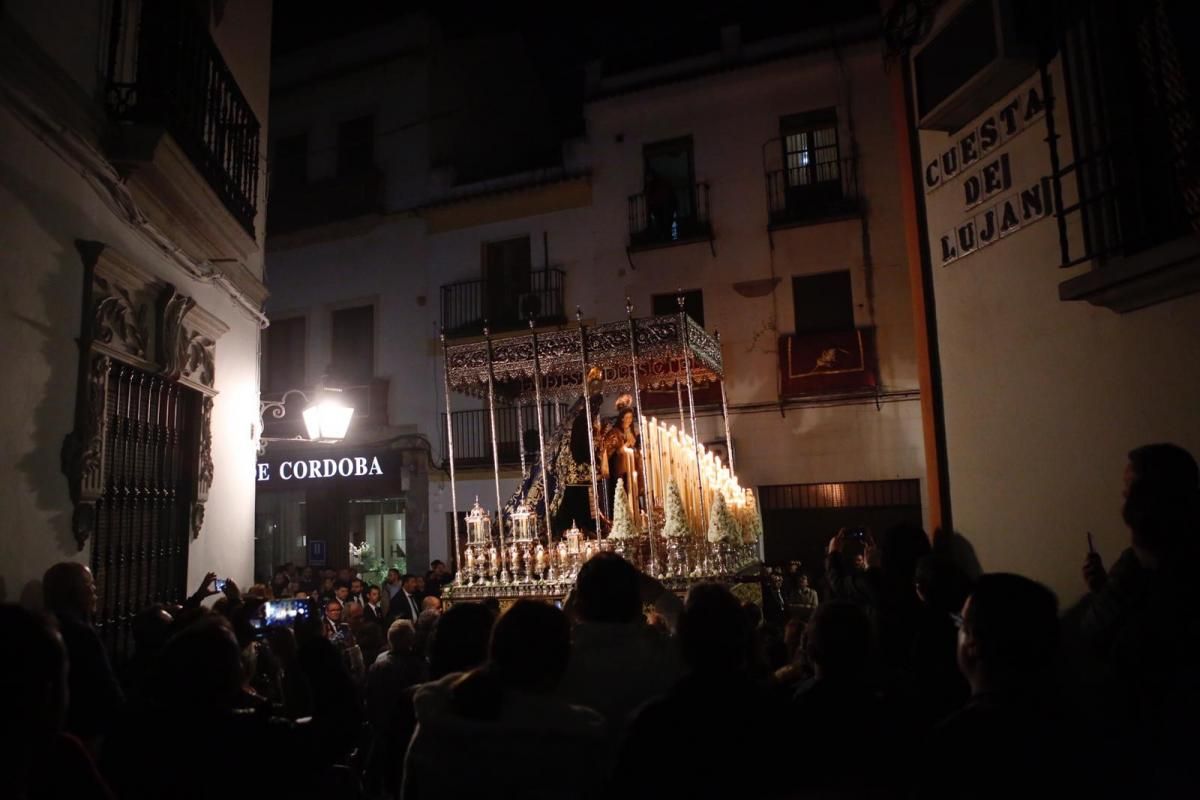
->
[441, 295, 762, 601]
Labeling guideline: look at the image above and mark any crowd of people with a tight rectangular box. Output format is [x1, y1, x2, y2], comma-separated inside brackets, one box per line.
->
[3, 443, 1197, 799]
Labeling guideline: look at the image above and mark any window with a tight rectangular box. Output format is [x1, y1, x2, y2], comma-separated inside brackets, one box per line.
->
[272, 132, 308, 191]
[330, 305, 374, 384]
[633, 137, 710, 246]
[92, 363, 200, 655]
[792, 272, 853, 334]
[349, 498, 406, 569]
[337, 115, 375, 175]
[1052, 0, 1200, 310]
[263, 316, 306, 392]
[652, 289, 704, 327]
[782, 109, 840, 189]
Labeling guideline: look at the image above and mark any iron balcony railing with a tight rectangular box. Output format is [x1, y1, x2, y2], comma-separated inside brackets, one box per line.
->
[106, 1, 261, 235]
[628, 181, 711, 248]
[766, 156, 861, 228]
[440, 267, 567, 338]
[1049, 0, 1194, 269]
[440, 403, 566, 468]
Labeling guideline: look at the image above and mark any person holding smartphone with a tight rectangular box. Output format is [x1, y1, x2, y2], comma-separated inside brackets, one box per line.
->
[1073, 444, 1199, 795]
[826, 523, 931, 688]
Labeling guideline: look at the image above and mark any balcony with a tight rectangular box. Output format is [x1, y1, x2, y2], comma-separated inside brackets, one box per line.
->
[267, 169, 383, 236]
[106, 2, 260, 236]
[441, 403, 564, 468]
[261, 379, 389, 441]
[627, 182, 712, 250]
[778, 327, 878, 399]
[766, 157, 861, 229]
[441, 267, 567, 338]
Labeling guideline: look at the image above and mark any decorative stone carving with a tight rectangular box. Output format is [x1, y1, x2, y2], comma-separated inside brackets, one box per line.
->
[160, 289, 217, 389]
[79, 354, 111, 484]
[190, 503, 206, 540]
[93, 276, 148, 359]
[60, 353, 112, 550]
[198, 396, 214, 493]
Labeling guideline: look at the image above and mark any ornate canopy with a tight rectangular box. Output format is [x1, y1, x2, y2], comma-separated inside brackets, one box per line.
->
[444, 313, 723, 401]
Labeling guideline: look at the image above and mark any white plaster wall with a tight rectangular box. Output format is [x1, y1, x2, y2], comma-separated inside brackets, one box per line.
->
[916, 55, 1200, 605]
[0, 0, 271, 604]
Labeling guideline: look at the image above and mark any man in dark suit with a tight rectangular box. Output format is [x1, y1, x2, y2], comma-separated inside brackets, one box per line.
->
[347, 578, 368, 607]
[363, 585, 386, 627]
[763, 570, 789, 625]
[42, 562, 124, 750]
[386, 575, 422, 624]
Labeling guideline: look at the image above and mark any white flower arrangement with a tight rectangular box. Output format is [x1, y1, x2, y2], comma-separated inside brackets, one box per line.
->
[661, 478, 690, 539]
[349, 541, 406, 587]
[706, 492, 739, 544]
[349, 541, 371, 565]
[608, 478, 635, 539]
[742, 489, 763, 543]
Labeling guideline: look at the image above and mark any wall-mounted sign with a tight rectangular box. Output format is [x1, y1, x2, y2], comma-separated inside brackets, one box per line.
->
[939, 177, 1054, 265]
[923, 83, 1046, 195]
[308, 539, 327, 567]
[927, 77, 1055, 267]
[256, 455, 384, 482]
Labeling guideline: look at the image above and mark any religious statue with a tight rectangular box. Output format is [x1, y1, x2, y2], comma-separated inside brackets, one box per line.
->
[601, 394, 642, 526]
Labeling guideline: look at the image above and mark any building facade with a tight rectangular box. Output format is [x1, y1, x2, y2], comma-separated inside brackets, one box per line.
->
[0, 0, 273, 644]
[892, 0, 1200, 604]
[260, 11, 930, 581]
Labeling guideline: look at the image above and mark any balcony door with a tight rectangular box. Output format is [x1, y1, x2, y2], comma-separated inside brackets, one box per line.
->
[484, 236, 531, 329]
[644, 137, 696, 226]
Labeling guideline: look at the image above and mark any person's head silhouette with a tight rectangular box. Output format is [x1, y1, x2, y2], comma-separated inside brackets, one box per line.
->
[955, 573, 1058, 694]
[575, 552, 641, 624]
[678, 582, 749, 675]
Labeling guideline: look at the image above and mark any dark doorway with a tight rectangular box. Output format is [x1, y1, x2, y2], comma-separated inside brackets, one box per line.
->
[759, 480, 923, 596]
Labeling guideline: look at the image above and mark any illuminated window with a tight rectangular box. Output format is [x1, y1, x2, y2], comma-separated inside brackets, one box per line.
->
[782, 109, 840, 188]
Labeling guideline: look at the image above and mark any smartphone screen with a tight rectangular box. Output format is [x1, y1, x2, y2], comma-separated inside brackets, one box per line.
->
[213, 578, 227, 593]
[254, 599, 312, 629]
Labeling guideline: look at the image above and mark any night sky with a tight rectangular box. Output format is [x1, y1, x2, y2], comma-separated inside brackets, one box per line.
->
[271, 1, 881, 139]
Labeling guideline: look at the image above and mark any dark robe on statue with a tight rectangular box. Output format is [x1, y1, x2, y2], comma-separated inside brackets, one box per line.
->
[504, 393, 603, 534]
